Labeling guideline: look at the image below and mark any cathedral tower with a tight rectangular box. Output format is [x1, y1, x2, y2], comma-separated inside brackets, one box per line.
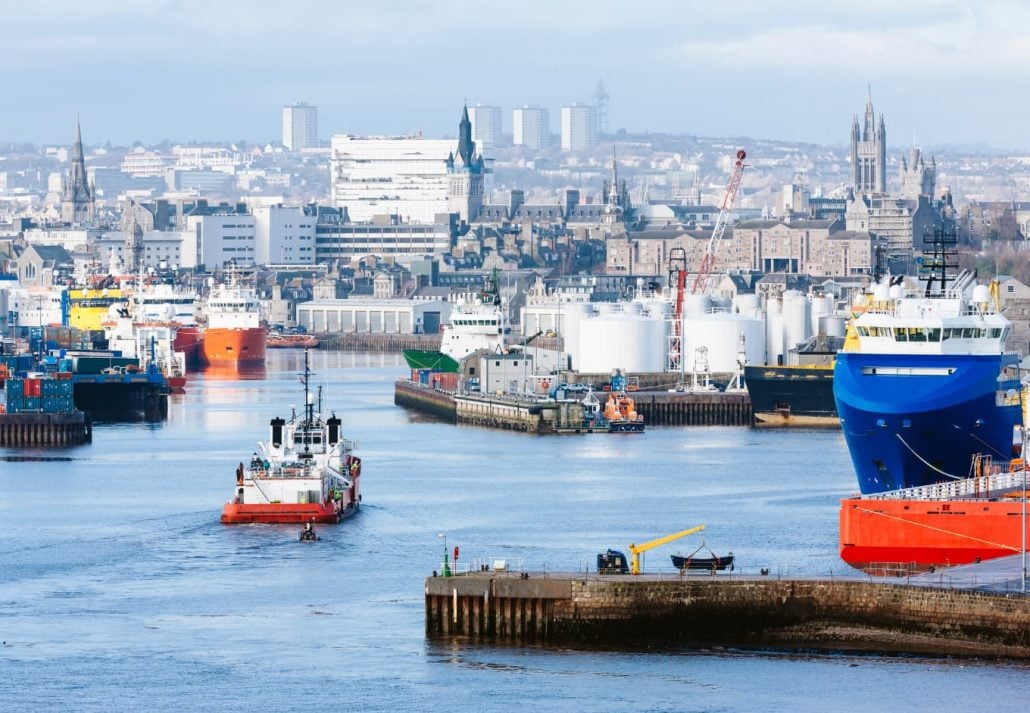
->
[850, 88, 887, 195]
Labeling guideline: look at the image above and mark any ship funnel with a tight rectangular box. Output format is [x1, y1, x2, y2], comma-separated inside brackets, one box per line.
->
[327, 415, 341, 446]
[270, 417, 286, 448]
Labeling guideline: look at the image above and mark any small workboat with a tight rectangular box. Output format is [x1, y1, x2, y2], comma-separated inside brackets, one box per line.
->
[671, 541, 734, 572]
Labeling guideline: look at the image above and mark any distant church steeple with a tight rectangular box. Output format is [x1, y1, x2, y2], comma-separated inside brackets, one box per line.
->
[457, 104, 475, 166]
[850, 88, 886, 195]
[447, 105, 485, 223]
[61, 118, 95, 224]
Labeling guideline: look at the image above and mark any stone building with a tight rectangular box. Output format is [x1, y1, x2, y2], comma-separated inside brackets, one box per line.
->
[899, 147, 936, 200]
[730, 219, 881, 277]
[850, 89, 887, 195]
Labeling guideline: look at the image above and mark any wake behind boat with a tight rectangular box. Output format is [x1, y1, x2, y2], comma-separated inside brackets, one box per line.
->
[221, 351, 361, 524]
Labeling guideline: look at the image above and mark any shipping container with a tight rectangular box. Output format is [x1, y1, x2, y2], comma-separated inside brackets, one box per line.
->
[25, 379, 42, 398]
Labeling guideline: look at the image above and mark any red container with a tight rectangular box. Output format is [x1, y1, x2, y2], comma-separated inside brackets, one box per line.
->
[25, 379, 42, 398]
[431, 372, 459, 391]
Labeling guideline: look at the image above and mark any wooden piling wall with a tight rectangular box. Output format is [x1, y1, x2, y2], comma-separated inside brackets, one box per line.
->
[0, 412, 92, 447]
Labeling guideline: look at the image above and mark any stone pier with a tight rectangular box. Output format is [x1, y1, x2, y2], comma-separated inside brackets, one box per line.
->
[425, 572, 1030, 658]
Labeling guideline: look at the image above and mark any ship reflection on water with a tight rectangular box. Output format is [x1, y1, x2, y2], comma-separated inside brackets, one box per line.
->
[200, 365, 268, 381]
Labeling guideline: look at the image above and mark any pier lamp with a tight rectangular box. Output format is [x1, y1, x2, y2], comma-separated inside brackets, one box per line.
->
[438, 532, 451, 577]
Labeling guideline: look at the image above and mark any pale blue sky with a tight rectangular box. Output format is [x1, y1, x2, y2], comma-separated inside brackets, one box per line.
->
[6, 0, 1028, 149]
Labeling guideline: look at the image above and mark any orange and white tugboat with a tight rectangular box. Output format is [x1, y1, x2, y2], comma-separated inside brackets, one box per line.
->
[221, 351, 361, 524]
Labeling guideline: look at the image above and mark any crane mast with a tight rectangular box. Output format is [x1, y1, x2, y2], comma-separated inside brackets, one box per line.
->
[691, 149, 747, 295]
[628, 524, 705, 575]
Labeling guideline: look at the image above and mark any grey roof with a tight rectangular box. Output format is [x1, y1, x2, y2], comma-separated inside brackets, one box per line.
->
[735, 219, 782, 229]
[29, 245, 74, 264]
[514, 205, 563, 221]
[828, 230, 877, 241]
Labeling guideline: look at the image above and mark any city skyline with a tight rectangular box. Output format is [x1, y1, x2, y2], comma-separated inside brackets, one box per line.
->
[3, 0, 1028, 149]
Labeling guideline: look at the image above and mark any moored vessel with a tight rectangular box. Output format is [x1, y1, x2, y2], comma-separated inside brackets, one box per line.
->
[202, 270, 266, 368]
[746, 364, 836, 427]
[221, 351, 361, 524]
[402, 270, 509, 373]
[131, 281, 204, 367]
[840, 455, 1030, 572]
[834, 225, 1022, 494]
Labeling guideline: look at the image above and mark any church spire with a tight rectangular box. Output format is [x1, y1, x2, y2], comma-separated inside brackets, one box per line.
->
[457, 104, 474, 165]
[61, 118, 94, 224]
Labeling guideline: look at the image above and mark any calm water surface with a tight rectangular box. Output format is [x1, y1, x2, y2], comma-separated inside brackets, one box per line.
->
[2, 351, 1028, 712]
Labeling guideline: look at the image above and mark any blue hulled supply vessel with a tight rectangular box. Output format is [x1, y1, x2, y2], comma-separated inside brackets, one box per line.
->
[834, 226, 1023, 494]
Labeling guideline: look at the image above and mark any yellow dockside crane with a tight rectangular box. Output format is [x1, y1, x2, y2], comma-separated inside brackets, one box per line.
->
[628, 524, 706, 575]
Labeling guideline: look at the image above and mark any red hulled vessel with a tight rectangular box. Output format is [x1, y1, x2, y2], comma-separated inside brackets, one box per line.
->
[221, 351, 361, 524]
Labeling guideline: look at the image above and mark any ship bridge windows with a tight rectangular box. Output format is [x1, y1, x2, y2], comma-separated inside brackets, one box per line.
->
[941, 327, 1004, 339]
[894, 327, 941, 342]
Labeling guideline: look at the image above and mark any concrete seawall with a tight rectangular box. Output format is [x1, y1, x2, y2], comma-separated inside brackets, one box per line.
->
[394, 380, 457, 422]
[425, 573, 1030, 658]
[396, 380, 754, 430]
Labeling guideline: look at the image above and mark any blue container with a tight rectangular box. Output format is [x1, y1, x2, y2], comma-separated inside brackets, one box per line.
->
[23, 396, 40, 411]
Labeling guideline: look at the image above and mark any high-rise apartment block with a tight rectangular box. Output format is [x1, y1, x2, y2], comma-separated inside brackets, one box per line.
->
[467, 104, 502, 149]
[282, 102, 318, 150]
[513, 106, 550, 149]
[561, 104, 599, 152]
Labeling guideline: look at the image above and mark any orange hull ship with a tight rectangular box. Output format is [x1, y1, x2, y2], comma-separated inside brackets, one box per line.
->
[203, 327, 266, 366]
[840, 461, 1030, 572]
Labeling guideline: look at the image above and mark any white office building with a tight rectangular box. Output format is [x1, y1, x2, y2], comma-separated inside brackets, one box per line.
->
[513, 106, 549, 150]
[282, 103, 318, 150]
[329, 136, 457, 223]
[468, 104, 502, 149]
[253, 205, 316, 265]
[187, 212, 256, 268]
[560, 104, 599, 152]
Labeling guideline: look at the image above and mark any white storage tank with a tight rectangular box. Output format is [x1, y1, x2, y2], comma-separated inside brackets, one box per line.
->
[765, 297, 784, 366]
[819, 315, 847, 338]
[682, 313, 766, 373]
[733, 293, 760, 315]
[809, 294, 833, 335]
[562, 302, 595, 371]
[683, 294, 712, 317]
[782, 291, 810, 352]
[575, 313, 666, 373]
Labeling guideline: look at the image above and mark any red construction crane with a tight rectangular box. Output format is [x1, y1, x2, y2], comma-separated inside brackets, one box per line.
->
[692, 149, 747, 295]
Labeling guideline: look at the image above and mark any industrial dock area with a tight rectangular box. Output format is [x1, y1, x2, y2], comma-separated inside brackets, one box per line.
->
[424, 564, 1030, 658]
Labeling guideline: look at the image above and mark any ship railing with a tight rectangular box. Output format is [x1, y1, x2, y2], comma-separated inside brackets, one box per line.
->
[862, 469, 1029, 501]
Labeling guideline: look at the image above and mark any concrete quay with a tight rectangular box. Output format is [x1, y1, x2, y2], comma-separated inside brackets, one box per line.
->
[395, 379, 754, 430]
[425, 572, 1030, 658]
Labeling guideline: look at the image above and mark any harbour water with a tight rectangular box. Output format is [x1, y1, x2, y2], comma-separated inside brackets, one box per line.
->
[2, 350, 1028, 712]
